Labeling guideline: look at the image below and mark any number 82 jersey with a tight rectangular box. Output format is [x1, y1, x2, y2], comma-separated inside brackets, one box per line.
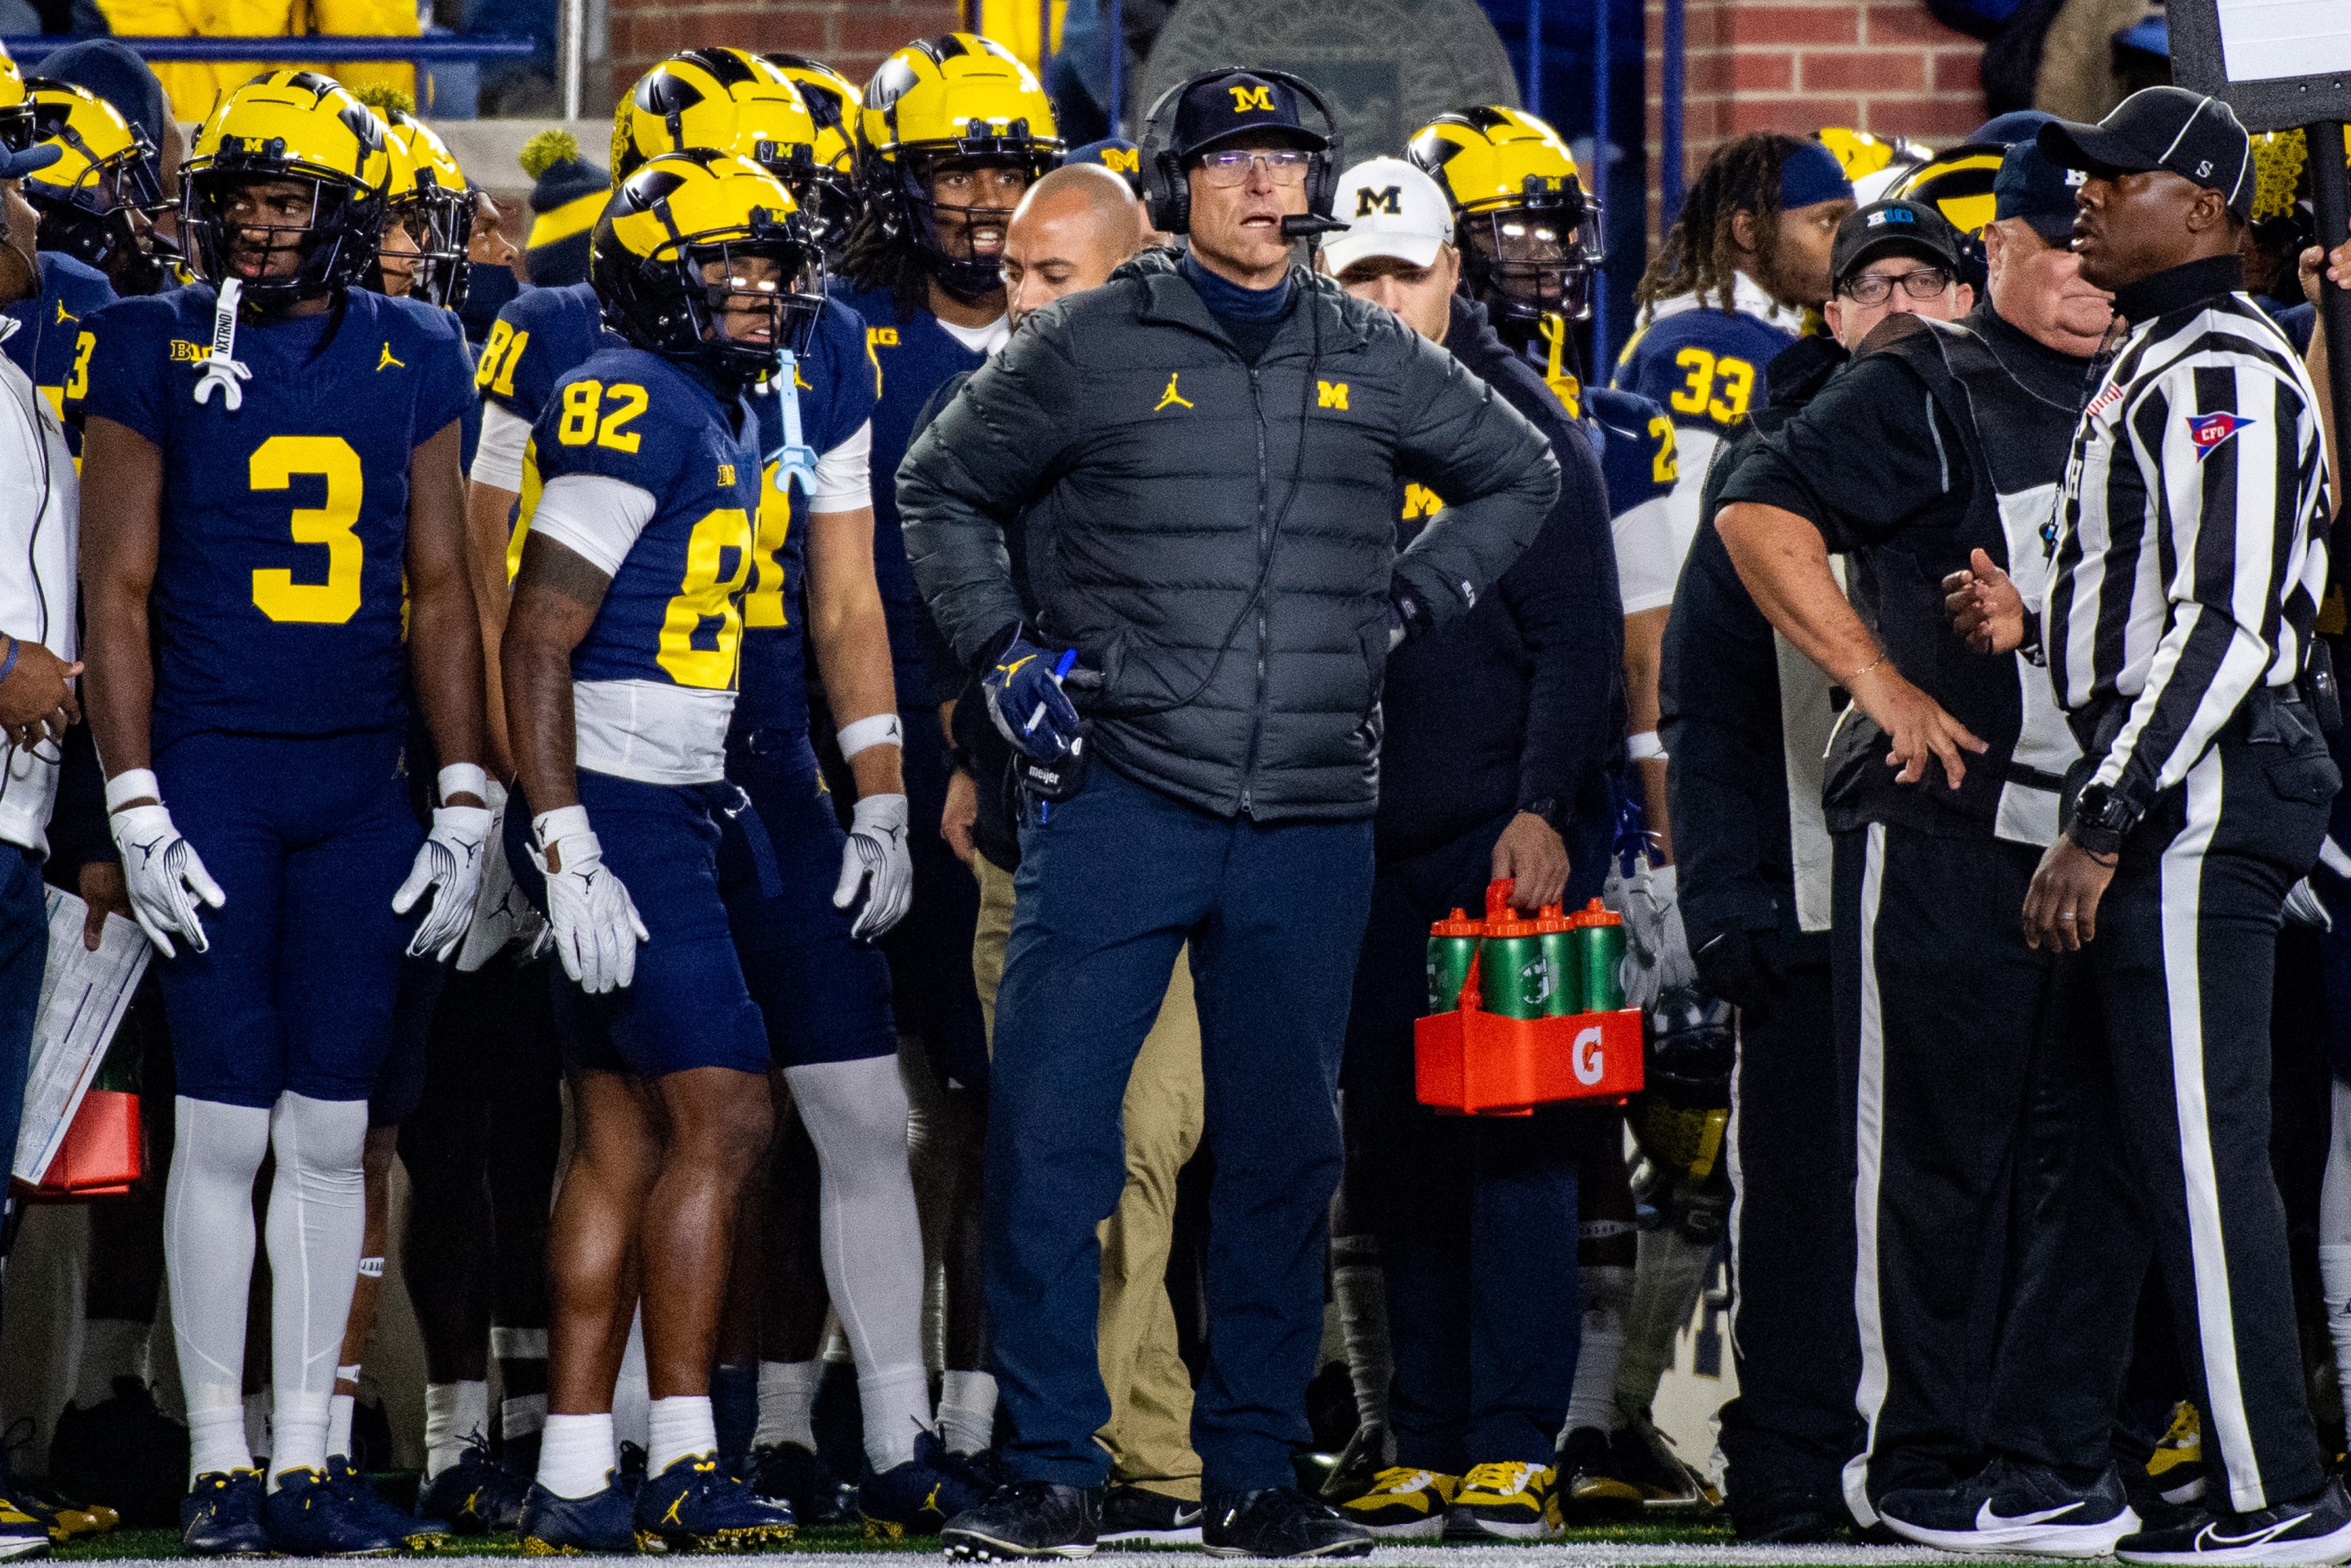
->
[524, 347, 766, 786]
[78, 286, 474, 745]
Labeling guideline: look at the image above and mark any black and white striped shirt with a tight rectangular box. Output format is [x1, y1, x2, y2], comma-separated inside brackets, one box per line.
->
[2043, 255, 2331, 815]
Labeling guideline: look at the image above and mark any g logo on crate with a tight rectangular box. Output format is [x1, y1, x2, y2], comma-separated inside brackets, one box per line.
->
[1573, 1025, 1605, 1086]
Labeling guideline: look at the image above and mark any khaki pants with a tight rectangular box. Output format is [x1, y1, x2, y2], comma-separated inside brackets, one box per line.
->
[973, 853, 1204, 1496]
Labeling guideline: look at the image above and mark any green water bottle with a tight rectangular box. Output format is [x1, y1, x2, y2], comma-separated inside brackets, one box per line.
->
[1535, 904, 1579, 1015]
[1573, 899, 1626, 1012]
[1478, 912, 1552, 1019]
[1426, 908, 1482, 1015]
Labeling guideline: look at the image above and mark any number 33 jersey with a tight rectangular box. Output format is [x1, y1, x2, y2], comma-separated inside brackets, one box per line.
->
[78, 286, 474, 746]
[525, 347, 765, 786]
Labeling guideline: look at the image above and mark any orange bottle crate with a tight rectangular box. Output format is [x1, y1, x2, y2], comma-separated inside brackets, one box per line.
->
[1414, 1003, 1645, 1115]
[31, 1088, 143, 1197]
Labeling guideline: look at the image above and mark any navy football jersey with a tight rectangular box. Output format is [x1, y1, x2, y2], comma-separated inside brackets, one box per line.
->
[14, 252, 117, 455]
[474, 279, 618, 426]
[829, 279, 988, 704]
[529, 348, 763, 743]
[736, 295, 878, 740]
[82, 287, 472, 747]
[1584, 386, 1678, 519]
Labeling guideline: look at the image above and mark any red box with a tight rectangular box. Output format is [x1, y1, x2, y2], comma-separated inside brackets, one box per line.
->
[34, 1089, 143, 1196]
[1414, 1006, 1645, 1115]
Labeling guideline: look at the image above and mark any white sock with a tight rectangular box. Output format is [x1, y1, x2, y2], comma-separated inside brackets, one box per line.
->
[647, 1395, 717, 1476]
[273, 1390, 331, 1483]
[424, 1380, 490, 1481]
[164, 1097, 270, 1468]
[937, 1370, 998, 1458]
[753, 1361, 821, 1452]
[1615, 1226, 1716, 1422]
[189, 1401, 251, 1483]
[503, 1393, 548, 1442]
[245, 1388, 272, 1466]
[73, 1318, 152, 1409]
[783, 1058, 932, 1465]
[327, 1388, 357, 1464]
[1566, 1264, 1633, 1434]
[536, 1412, 616, 1500]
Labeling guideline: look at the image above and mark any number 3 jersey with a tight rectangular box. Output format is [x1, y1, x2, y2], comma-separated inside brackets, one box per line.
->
[525, 346, 764, 787]
[78, 285, 474, 747]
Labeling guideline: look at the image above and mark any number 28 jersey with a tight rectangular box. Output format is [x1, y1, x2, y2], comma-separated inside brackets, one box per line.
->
[526, 347, 764, 786]
[79, 286, 474, 747]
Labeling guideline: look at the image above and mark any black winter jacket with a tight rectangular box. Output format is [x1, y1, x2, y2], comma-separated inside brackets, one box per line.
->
[898, 247, 1560, 823]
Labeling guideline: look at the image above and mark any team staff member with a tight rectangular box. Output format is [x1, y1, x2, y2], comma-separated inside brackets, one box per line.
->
[1322, 156, 1619, 1544]
[904, 66, 1558, 1561]
[1931, 90, 2351, 1562]
[1717, 160, 2120, 1539]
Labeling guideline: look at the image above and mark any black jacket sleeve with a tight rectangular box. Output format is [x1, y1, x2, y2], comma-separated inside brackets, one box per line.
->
[44, 722, 111, 887]
[1500, 407, 1621, 811]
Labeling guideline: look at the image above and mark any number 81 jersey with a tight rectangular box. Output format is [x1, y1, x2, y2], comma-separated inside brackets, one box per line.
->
[525, 347, 765, 784]
[78, 286, 474, 744]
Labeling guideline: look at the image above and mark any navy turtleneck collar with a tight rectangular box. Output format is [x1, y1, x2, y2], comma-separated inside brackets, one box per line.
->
[1181, 247, 1291, 322]
[2113, 251, 2243, 326]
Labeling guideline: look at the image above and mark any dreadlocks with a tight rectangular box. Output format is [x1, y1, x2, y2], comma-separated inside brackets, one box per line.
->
[1635, 132, 1807, 316]
[839, 200, 936, 322]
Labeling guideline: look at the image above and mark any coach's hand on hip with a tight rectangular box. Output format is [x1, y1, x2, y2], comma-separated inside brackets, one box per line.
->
[1845, 660, 1987, 789]
[2022, 833, 2115, 951]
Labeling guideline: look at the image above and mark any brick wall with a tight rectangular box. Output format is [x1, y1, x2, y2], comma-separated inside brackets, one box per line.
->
[606, 0, 964, 113]
[1643, 0, 1988, 234]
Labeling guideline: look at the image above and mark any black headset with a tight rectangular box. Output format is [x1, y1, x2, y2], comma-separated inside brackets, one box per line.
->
[1139, 66, 1344, 236]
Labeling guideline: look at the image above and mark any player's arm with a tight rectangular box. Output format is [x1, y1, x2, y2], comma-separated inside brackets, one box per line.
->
[503, 531, 607, 815]
[465, 399, 531, 779]
[406, 420, 488, 798]
[1623, 605, 1672, 855]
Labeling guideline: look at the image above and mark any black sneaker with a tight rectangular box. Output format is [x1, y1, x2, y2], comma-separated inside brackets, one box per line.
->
[941, 1480, 1100, 1561]
[1882, 1458, 2140, 1558]
[747, 1441, 854, 1526]
[2119, 1478, 2351, 1565]
[1099, 1486, 1202, 1544]
[1201, 1487, 1375, 1559]
[414, 1435, 530, 1535]
[49, 1379, 189, 1528]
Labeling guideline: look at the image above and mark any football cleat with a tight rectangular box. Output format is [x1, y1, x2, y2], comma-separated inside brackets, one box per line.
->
[322, 1456, 446, 1551]
[1556, 1425, 1642, 1516]
[745, 1441, 854, 1526]
[259, 1467, 404, 1556]
[49, 1379, 189, 1527]
[1559, 1422, 1713, 1517]
[415, 1435, 531, 1535]
[2150, 1403, 2208, 1505]
[179, 1469, 269, 1558]
[1318, 1424, 1391, 1504]
[2118, 1478, 2351, 1566]
[1098, 1486, 1202, 1544]
[860, 1430, 991, 1540]
[1881, 1457, 2140, 1558]
[0, 1485, 49, 1561]
[633, 1454, 794, 1552]
[517, 1477, 637, 1556]
[1447, 1461, 1561, 1541]
[940, 1480, 1100, 1561]
[1336, 1467, 1456, 1539]
[1202, 1486, 1375, 1558]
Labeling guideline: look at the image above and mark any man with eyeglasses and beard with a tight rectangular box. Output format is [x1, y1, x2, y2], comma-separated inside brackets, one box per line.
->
[1710, 153, 2123, 1547]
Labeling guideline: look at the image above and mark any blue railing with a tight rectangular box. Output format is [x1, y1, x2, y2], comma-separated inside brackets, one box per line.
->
[0, 34, 537, 64]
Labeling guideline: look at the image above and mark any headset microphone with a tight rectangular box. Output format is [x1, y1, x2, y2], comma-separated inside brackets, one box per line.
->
[1280, 213, 1349, 237]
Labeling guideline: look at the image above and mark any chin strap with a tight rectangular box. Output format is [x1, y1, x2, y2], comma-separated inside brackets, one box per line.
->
[192, 278, 252, 409]
[770, 349, 819, 493]
[1538, 312, 1584, 418]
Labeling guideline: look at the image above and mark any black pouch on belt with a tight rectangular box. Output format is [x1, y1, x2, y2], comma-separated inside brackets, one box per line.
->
[1014, 735, 1089, 803]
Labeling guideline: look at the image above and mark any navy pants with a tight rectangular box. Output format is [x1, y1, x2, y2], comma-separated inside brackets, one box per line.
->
[1340, 811, 1596, 1469]
[0, 845, 47, 1195]
[985, 762, 1375, 1496]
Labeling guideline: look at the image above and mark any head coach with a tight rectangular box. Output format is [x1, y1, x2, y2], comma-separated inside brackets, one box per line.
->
[899, 64, 1559, 1563]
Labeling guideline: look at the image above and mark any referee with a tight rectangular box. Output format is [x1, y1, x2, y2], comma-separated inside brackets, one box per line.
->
[1947, 88, 2349, 1560]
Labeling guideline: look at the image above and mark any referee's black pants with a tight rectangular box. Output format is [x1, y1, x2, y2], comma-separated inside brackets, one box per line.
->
[1831, 821, 2058, 1522]
[1980, 713, 2337, 1515]
[1716, 955, 1864, 1530]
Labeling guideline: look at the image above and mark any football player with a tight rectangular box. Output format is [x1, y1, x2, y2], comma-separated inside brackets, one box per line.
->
[76, 71, 487, 1556]
[833, 33, 1063, 1467]
[18, 78, 167, 298]
[761, 53, 862, 261]
[500, 149, 811, 1556]
[4, 74, 120, 455]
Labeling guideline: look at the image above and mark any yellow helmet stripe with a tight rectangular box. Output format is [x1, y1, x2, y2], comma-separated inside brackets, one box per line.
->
[528, 189, 607, 248]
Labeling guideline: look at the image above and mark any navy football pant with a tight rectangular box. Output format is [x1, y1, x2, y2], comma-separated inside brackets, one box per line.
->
[985, 761, 1374, 1496]
[154, 728, 420, 1108]
[881, 704, 989, 1092]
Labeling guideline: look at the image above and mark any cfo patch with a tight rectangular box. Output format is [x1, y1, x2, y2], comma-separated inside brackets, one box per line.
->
[2186, 411, 2256, 460]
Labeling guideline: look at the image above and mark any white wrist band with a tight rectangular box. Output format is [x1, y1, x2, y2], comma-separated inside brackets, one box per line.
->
[532, 804, 592, 849]
[438, 763, 489, 806]
[838, 713, 904, 760]
[1627, 730, 1667, 762]
[106, 768, 161, 813]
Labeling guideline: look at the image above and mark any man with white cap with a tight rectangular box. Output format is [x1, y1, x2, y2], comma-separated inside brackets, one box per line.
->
[1325, 155, 1621, 1543]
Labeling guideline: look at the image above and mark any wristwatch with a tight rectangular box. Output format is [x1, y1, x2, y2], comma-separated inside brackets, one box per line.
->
[2069, 782, 2139, 857]
[1519, 796, 1566, 833]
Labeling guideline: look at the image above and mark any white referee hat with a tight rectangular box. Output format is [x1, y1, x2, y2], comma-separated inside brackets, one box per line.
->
[1323, 156, 1455, 274]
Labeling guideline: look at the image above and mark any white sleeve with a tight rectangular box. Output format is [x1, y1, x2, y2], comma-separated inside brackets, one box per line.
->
[527, 474, 659, 578]
[1611, 496, 1682, 615]
[469, 402, 531, 493]
[1622, 426, 1718, 611]
[807, 420, 873, 514]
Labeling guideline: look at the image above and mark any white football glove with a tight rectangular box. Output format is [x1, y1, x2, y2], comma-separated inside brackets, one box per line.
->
[454, 780, 547, 972]
[1606, 858, 1698, 1013]
[106, 770, 225, 957]
[833, 792, 913, 940]
[528, 805, 648, 994]
[393, 766, 496, 962]
[2286, 876, 2334, 931]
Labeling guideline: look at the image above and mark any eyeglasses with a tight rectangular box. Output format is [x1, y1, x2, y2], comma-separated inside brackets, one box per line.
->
[1839, 266, 1954, 304]
[1198, 149, 1312, 188]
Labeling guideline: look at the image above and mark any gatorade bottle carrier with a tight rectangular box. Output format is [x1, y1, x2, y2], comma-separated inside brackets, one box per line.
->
[1414, 882, 1644, 1116]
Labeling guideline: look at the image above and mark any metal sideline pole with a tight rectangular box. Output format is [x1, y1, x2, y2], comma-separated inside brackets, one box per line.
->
[1661, 0, 1684, 232]
[1038, 0, 1054, 83]
[2313, 120, 2351, 513]
[1525, 0, 1543, 118]
[1592, 0, 1611, 371]
[1107, 0, 1124, 140]
[562, 0, 583, 122]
